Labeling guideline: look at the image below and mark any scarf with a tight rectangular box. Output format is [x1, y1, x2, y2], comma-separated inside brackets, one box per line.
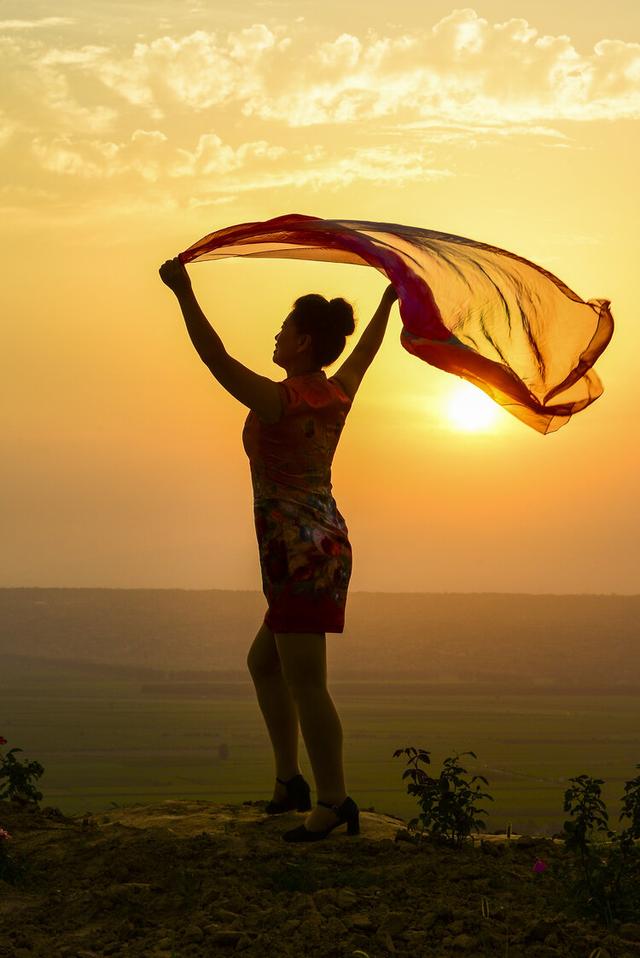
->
[180, 213, 613, 434]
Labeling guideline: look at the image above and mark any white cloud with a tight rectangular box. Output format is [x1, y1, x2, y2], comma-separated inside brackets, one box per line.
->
[0, 109, 17, 148]
[3, 10, 639, 207]
[31, 135, 106, 178]
[186, 194, 238, 210]
[169, 132, 286, 176]
[27, 128, 449, 197]
[39, 45, 109, 67]
[186, 144, 452, 198]
[393, 119, 570, 141]
[89, 25, 283, 114]
[0, 35, 118, 136]
[316, 33, 362, 69]
[4, 13, 640, 143]
[0, 17, 74, 30]
[239, 12, 640, 125]
[28, 130, 286, 183]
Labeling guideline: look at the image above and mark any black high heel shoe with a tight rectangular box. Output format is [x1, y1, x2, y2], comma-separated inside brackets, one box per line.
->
[282, 796, 360, 842]
[265, 773, 312, 814]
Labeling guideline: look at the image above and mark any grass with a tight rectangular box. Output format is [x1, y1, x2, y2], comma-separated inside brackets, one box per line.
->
[2, 658, 639, 828]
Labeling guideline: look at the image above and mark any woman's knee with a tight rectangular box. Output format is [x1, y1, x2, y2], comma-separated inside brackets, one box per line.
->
[247, 622, 282, 677]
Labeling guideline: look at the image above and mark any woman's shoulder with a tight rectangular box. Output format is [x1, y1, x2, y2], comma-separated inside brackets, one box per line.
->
[281, 373, 352, 411]
[282, 370, 351, 406]
[326, 375, 353, 404]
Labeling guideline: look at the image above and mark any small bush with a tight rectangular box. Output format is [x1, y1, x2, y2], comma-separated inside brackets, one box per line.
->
[559, 766, 640, 926]
[0, 735, 45, 805]
[394, 746, 494, 848]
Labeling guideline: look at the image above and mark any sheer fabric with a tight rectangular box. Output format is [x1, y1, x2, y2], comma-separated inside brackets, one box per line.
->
[180, 213, 613, 434]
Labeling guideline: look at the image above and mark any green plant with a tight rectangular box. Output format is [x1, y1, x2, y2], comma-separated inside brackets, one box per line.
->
[0, 735, 44, 804]
[560, 766, 640, 926]
[393, 746, 494, 848]
[618, 765, 640, 848]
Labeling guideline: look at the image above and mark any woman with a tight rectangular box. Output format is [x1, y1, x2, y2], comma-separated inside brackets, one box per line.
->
[160, 255, 397, 841]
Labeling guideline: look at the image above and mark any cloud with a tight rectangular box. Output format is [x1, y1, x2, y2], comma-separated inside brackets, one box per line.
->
[184, 144, 453, 198]
[186, 194, 238, 210]
[31, 135, 107, 178]
[89, 25, 285, 115]
[392, 118, 571, 144]
[39, 45, 109, 67]
[2, 9, 639, 209]
[0, 17, 74, 30]
[26, 123, 450, 202]
[239, 12, 640, 125]
[5, 12, 639, 139]
[28, 130, 287, 182]
[169, 132, 286, 176]
[0, 35, 117, 136]
[0, 110, 17, 148]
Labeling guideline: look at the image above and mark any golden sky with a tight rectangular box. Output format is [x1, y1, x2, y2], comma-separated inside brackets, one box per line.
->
[2, 1, 639, 593]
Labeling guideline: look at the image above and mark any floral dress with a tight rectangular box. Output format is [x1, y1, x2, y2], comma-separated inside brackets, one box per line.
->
[242, 370, 353, 633]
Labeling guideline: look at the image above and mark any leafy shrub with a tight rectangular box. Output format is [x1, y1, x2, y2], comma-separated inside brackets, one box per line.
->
[0, 735, 44, 804]
[394, 746, 494, 848]
[0, 735, 44, 886]
[559, 766, 640, 926]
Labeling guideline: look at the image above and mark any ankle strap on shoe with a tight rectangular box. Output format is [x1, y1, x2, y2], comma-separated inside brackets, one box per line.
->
[277, 774, 303, 785]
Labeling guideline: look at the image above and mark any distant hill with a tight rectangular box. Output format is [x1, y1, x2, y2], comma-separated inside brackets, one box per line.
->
[1, 588, 639, 690]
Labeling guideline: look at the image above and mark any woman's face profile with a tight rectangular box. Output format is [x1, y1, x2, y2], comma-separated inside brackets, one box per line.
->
[274, 312, 306, 362]
[273, 315, 289, 364]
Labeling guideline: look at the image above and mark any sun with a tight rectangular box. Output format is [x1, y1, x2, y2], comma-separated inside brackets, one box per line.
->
[445, 381, 501, 432]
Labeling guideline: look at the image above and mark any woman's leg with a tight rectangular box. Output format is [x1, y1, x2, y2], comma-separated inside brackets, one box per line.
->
[274, 631, 348, 828]
[247, 623, 302, 798]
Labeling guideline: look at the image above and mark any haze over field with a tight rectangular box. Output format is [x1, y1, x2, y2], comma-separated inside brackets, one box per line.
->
[2, 588, 639, 690]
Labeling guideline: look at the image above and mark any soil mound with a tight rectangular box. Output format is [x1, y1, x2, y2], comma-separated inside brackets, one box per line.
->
[1, 799, 638, 957]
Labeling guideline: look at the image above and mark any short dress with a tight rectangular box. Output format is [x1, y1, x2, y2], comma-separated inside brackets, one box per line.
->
[242, 370, 353, 634]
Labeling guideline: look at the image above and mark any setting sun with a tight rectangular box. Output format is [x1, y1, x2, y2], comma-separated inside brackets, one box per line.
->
[445, 381, 501, 432]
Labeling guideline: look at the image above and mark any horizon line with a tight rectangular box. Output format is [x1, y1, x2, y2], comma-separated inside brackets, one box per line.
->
[2, 586, 639, 598]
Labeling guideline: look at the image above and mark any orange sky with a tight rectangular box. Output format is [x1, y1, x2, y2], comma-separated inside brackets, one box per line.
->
[2, 2, 639, 592]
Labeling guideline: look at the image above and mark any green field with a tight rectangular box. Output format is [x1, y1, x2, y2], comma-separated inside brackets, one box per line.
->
[2, 659, 639, 836]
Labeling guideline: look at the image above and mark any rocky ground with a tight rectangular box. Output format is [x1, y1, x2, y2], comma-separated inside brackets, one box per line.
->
[1, 798, 639, 958]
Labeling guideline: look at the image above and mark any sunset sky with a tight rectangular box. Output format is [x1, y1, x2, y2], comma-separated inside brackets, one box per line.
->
[2, 1, 639, 594]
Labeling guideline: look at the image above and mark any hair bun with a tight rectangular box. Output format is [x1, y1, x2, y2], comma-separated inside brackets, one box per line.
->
[329, 297, 355, 337]
[291, 291, 356, 368]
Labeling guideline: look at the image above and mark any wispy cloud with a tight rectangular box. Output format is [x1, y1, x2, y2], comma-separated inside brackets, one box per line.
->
[182, 144, 453, 197]
[29, 130, 288, 182]
[235, 12, 640, 126]
[4, 12, 639, 137]
[25, 131, 445, 195]
[2, 9, 638, 209]
[0, 17, 75, 30]
[89, 25, 287, 117]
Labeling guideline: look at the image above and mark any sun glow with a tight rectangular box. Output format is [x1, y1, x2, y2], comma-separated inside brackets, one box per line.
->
[445, 381, 501, 432]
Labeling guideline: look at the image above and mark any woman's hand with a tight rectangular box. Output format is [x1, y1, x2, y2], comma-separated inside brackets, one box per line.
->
[159, 256, 192, 296]
[382, 282, 398, 303]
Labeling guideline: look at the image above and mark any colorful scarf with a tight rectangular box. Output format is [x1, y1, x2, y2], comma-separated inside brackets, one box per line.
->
[180, 213, 613, 434]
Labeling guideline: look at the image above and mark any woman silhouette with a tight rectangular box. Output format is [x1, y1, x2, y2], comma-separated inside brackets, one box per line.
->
[160, 255, 397, 840]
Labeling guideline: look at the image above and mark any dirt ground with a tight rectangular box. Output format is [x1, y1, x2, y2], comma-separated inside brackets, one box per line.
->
[1, 798, 639, 958]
